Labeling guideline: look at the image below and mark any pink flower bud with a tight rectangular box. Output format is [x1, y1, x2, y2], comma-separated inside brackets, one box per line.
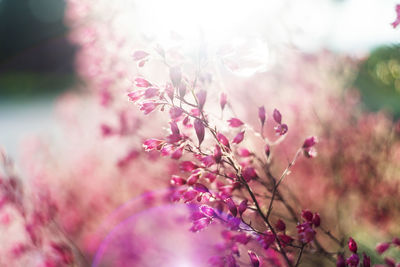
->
[238, 200, 247, 215]
[193, 183, 209, 193]
[274, 123, 288, 135]
[258, 106, 266, 126]
[169, 107, 183, 120]
[196, 90, 207, 110]
[376, 242, 390, 254]
[363, 253, 371, 267]
[190, 217, 212, 232]
[248, 251, 260, 267]
[237, 148, 251, 157]
[180, 161, 198, 172]
[213, 145, 222, 163]
[143, 87, 159, 98]
[217, 133, 230, 148]
[228, 118, 244, 128]
[133, 50, 149, 61]
[275, 219, 286, 232]
[139, 102, 158, 115]
[220, 93, 227, 111]
[183, 190, 198, 202]
[171, 147, 183, 160]
[346, 254, 359, 267]
[100, 124, 113, 137]
[226, 198, 237, 217]
[200, 205, 215, 217]
[232, 131, 245, 144]
[384, 257, 395, 267]
[392, 237, 400, 246]
[301, 210, 313, 222]
[348, 237, 358, 253]
[169, 66, 181, 87]
[265, 144, 271, 157]
[194, 119, 205, 145]
[134, 77, 151, 88]
[273, 108, 282, 124]
[178, 83, 186, 97]
[242, 167, 257, 182]
[336, 254, 346, 267]
[143, 139, 164, 151]
[303, 136, 318, 148]
[127, 90, 144, 102]
[170, 175, 186, 186]
[312, 213, 321, 227]
[279, 234, 294, 245]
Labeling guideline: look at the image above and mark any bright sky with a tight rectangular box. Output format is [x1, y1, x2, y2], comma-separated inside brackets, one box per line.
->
[135, 0, 400, 54]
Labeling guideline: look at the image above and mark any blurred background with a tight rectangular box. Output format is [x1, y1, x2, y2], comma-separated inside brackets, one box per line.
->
[1, 0, 400, 159]
[0, 0, 76, 158]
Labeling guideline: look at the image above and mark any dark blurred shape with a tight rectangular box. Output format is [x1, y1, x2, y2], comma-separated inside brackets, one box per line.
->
[0, 0, 76, 98]
[354, 45, 400, 119]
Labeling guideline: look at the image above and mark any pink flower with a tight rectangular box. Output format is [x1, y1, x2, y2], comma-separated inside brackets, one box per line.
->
[297, 221, 316, 243]
[217, 133, 230, 149]
[134, 77, 151, 88]
[237, 148, 251, 157]
[232, 131, 245, 144]
[100, 124, 113, 137]
[273, 108, 282, 124]
[226, 198, 237, 217]
[238, 200, 247, 215]
[363, 253, 371, 267]
[193, 183, 209, 193]
[348, 237, 358, 253]
[180, 161, 198, 172]
[170, 175, 186, 186]
[143, 87, 159, 98]
[183, 190, 198, 202]
[139, 102, 158, 115]
[200, 205, 216, 217]
[220, 93, 227, 111]
[275, 219, 286, 232]
[201, 156, 215, 167]
[258, 106, 266, 126]
[169, 107, 183, 120]
[196, 90, 207, 110]
[312, 213, 321, 227]
[258, 231, 275, 249]
[346, 254, 359, 267]
[213, 145, 222, 163]
[336, 254, 346, 267]
[127, 90, 144, 102]
[392, 4, 400, 28]
[171, 147, 183, 160]
[169, 66, 182, 87]
[376, 242, 390, 254]
[143, 139, 163, 151]
[194, 119, 205, 145]
[242, 167, 257, 182]
[265, 144, 270, 157]
[190, 217, 212, 232]
[392, 237, 400, 246]
[274, 123, 288, 135]
[301, 210, 313, 222]
[303, 136, 318, 148]
[228, 118, 244, 128]
[132, 50, 149, 61]
[248, 251, 260, 267]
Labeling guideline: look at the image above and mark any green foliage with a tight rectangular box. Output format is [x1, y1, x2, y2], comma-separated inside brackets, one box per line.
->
[354, 45, 400, 119]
